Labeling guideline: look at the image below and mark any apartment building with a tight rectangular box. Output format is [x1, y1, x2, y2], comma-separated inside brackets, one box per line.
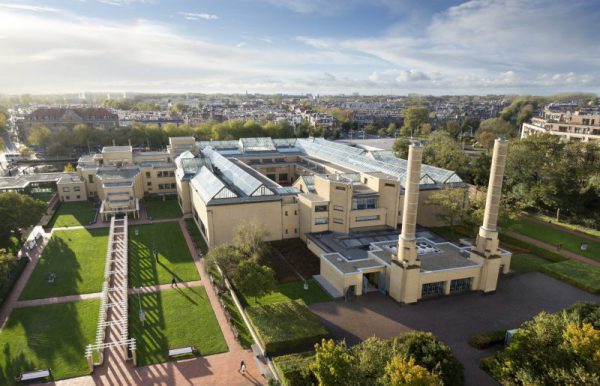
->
[18, 107, 118, 136]
[521, 106, 600, 142]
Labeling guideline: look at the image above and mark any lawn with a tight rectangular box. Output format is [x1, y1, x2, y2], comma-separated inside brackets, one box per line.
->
[145, 198, 182, 220]
[246, 300, 328, 355]
[19, 229, 108, 300]
[129, 221, 200, 287]
[541, 260, 600, 294]
[510, 253, 551, 273]
[504, 217, 600, 262]
[184, 219, 208, 255]
[241, 279, 331, 308]
[0, 299, 100, 384]
[47, 201, 96, 228]
[129, 287, 227, 366]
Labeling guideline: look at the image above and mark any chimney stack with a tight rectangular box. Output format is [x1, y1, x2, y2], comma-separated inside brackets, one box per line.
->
[397, 142, 423, 265]
[481, 138, 508, 232]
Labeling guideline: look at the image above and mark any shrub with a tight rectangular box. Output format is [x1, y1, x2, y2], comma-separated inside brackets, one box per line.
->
[246, 300, 328, 355]
[468, 330, 506, 350]
[0, 257, 28, 306]
[273, 352, 316, 386]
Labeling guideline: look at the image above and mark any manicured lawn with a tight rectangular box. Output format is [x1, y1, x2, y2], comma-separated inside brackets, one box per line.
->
[47, 201, 96, 228]
[19, 229, 108, 300]
[184, 219, 208, 254]
[241, 279, 331, 308]
[510, 253, 551, 273]
[145, 199, 182, 220]
[129, 287, 227, 366]
[541, 260, 600, 294]
[246, 300, 328, 355]
[504, 217, 600, 262]
[530, 214, 600, 238]
[129, 222, 199, 287]
[0, 299, 100, 384]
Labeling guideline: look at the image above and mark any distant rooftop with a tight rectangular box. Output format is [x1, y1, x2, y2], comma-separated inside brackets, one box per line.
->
[102, 145, 133, 153]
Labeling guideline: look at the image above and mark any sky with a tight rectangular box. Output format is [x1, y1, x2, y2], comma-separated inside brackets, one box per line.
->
[0, 0, 599, 95]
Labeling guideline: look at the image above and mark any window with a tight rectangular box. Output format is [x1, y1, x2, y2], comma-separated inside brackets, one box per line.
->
[333, 205, 344, 211]
[76, 195, 80, 199]
[315, 217, 328, 225]
[352, 196, 379, 210]
[285, 211, 288, 216]
[88, 175, 94, 183]
[421, 282, 444, 298]
[355, 215, 380, 222]
[385, 183, 396, 187]
[146, 171, 151, 178]
[74, 186, 81, 192]
[450, 278, 473, 294]
[169, 171, 175, 177]
[315, 205, 328, 212]
[62, 187, 70, 192]
[279, 173, 288, 181]
[335, 186, 346, 191]
[285, 229, 288, 234]
[294, 228, 297, 234]
[333, 218, 343, 224]
[65, 195, 70, 200]
[294, 210, 297, 215]
[147, 182, 152, 186]
[267, 174, 276, 181]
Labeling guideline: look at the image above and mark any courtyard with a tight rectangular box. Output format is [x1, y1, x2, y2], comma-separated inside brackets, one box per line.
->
[309, 271, 600, 386]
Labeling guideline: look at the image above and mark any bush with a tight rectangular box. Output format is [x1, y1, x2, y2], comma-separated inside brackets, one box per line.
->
[468, 330, 506, 350]
[273, 352, 316, 386]
[246, 300, 328, 355]
[499, 233, 567, 262]
[0, 257, 28, 306]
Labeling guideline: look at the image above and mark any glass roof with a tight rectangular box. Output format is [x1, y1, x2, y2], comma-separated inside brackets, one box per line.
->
[191, 166, 237, 202]
[240, 137, 276, 152]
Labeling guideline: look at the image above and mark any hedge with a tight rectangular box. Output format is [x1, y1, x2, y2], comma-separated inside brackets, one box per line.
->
[0, 257, 28, 306]
[499, 233, 567, 263]
[246, 300, 328, 355]
[273, 352, 316, 386]
[541, 260, 600, 294]
[468, 330, 506, 350]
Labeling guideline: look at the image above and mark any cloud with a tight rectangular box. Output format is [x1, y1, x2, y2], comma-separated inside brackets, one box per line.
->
[97, 0, 152, 6]
[179, 12, 218, 21]
[296, 36, 331, 49]
[0, 3, 58, 13]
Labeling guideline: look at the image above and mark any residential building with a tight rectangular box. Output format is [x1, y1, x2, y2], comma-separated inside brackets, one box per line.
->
[521, 106, 600, 142]
[18, 107, 118, 135]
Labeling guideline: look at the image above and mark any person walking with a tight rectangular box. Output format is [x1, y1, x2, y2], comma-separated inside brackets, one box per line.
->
[171, 277, 177, 288]
[239, 360, 246, 374]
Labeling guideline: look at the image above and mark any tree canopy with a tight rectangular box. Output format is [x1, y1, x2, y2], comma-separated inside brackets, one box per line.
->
[232, 259, 276, 302]
[0, 192, 46, 243]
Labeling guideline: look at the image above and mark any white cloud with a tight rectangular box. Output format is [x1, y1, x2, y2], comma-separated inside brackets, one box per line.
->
[296, 36, 331, 49]
[97, 0, 152, 6]
[179, 12, 219, 21]
[0, 3, 58, 13]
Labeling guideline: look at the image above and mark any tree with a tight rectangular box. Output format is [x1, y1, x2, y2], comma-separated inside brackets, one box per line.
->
[392, 138, 410, 159]
[402, 107, 429, 137]
[204, 244, 243, 280]
[425, 187, 468, 237]
[444, 121, 461, 139]
[310, 339, 356, 386]
[234, 222, 269, 259]
[27, 126, 51, 148]
[387, 123, 397, 136]
[365, 124, 377, 135]
[170, 101, 188, 114]
[0, 192, 46, 245]
[232, 260, 275, 302]
[19, 145, 33, 158]
[422, 131, 469, 173]
[476, 118, 515, 150]
[420, 123, 432, 136]
[63, 163, 76, 172]
[0, 249, 17, 283]
[381, 356, 441, 386]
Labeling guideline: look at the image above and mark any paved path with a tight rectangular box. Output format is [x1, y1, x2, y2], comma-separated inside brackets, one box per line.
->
[505, 230, 600, 267]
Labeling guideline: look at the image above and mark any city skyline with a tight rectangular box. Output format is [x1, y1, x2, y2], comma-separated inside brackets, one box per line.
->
[0, 0, 599, 95]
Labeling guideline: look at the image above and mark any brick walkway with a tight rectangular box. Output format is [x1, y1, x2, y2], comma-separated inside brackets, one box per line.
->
[505, 231, 600, 268]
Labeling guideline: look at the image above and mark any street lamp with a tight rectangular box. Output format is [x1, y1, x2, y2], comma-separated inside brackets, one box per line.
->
[136, 287, 145, 326]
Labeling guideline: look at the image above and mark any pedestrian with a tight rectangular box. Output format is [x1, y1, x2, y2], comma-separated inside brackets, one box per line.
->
[239, 360, 246, 374]
[171, 277, 177, 288]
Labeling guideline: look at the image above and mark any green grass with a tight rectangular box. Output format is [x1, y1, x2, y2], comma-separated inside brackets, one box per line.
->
[246, 300, 328, 355]
[129, 287, 227, 366]
[129, 222, 200, 287]
[510, 253, 551, 273]
[222, 291, 253, 349]
[145, 199, 182, 220]
[241, 279, 331, 308]
[47, 201, 96, 228]
[0, 299, 100, 384]
[541, 260, 600, 294]
[19, 229, 108, 300]
[184, 219, 207, 254]
[530, 214, 600, 238]
[504, 217, 600, 262]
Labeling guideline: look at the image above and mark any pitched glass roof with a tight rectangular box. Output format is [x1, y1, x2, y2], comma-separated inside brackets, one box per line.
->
[240, 137, 276, 152]
[191, 166, 237, 202]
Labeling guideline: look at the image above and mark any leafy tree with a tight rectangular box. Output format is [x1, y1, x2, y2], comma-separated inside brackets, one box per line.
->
[353, 336, 394, 383]
[204, 244, 243, 281]
[63, 163, 76, 172]
[310, 339, 356, 386]
[377, 128, 387, 137]
[0, 192, 46, 245]
[425, 187, 468, 237]
[232, 260, 275, 302]
[402, 107, 429, 136]
[387, 123, 397, 136]
[420, 123, 432, 136]
[170, 101, 188, 114]
[392, 138, 410, 159]
[422, 131, 469, 173]
[0, 249, 17, 283]
[19, 145, 33, 158]
[234, 222, 269, 259]
[365, 124, 378, 135]
[381, 356, 441, 386]
[476, 118, 515, 150]
[27, 126, 51, 148]
[444, 121, 461, 139]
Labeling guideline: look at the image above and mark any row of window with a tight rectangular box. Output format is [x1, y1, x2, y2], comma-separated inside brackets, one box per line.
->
[62, 186, 81, 192]
[63, 195, 81, 200]
[314, 214, 380, 225]
[145, 171, 175, 178]
[158, 183, 176, 190]
[284, 210, 298, 216]
[352, 196, 379, 210]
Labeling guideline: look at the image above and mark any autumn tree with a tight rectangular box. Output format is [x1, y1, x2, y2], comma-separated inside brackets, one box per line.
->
[310, 339, 356, 386]
[381, 356, 441, 386]
[402, 106, 429, 136]
[392, 138, 410, 159]
[234, 222, 269, 259]
[27, 126, 51, 148]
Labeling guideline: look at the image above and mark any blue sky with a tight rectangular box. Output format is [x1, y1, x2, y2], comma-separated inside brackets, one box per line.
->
[0, 0, 598, 95]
